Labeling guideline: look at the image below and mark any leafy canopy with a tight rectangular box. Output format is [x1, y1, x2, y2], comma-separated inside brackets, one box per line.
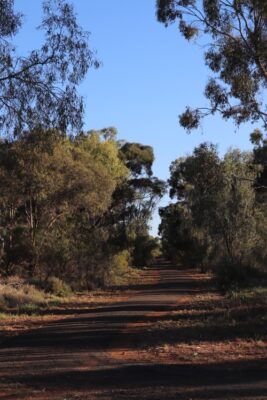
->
[157, 0, 267, 131]
[162, 142, 261, 267]
[0, 0, 99, 136]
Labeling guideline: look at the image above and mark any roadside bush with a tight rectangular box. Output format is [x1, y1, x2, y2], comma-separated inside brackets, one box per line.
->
[46, 276, 72, 297]
[132, 235, 161, 267]
[113, 250, 131, 273]
[105, 250, 132, 285]
[0, 281, 46, 310]
[216, 258, 260, 292]
[30, 276, 72, 296]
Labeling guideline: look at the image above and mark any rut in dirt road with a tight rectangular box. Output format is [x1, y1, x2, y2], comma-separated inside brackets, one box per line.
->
[0, 261, 266, 400]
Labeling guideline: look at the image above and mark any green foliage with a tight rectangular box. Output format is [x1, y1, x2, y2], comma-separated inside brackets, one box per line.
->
[157, 0, 267, 131]
[105, 250, 144, 286]
[0, 279, 47, 310]
[105, 250, 132, 285]
[132, 235, 161, 267]
[251, 131, 267, 204]
[46, 276, 72, 297]
[0, 129, 128, 280]
[0, 129, 118, 286]
[228, 286, 267, 303]
[119, 142, 154, 177]
[216, 259, 263, 292]
[100, 140, 165, 275]
[0, 0, 99, 136]
[160, 142, 266, 289]
[113, 250, 131, 273]
[159, 203, 209, 267]
[0, 126, 164, 289]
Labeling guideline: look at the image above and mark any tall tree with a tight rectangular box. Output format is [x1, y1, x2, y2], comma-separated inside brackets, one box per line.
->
[162, 143, 263, 273]
[0, 0, 99, 136]
[251, 130, 267, 204]
[116, 143, 166, 237]
[0, 129, 127, 276]
[157, 0, 267, 131]
[159, 203, 207, 266]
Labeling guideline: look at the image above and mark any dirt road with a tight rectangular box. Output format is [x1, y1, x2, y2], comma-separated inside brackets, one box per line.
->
[0, 261, 266, 399]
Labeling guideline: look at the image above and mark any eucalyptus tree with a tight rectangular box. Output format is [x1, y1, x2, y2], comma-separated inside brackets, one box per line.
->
[157, 0, 267, 131]
[0, 0, 99, 136]
[0, 129, 127, 278]
[161, 142, 263, 279]
[251, 130, 267, 204]
[159, 203, 208, 266]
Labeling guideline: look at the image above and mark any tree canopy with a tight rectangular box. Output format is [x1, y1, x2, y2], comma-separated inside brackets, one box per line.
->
[157, 0, 267, 131]
[159, 141, 267, 286]
[0, 128, 165, 286]
[0, 0, 99, 136]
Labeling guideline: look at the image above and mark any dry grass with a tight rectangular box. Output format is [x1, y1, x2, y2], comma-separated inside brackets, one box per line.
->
[107, 266, 142, 286]
[0, 277, 47, 311]
[0, 288, 128, 344]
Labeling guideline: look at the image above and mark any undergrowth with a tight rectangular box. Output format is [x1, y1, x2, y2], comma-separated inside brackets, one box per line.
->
[0, 276, 66, 314]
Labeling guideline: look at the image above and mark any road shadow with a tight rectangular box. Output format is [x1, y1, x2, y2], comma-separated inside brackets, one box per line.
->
[4, 358, 267, 398]
[0, 264, 266, 399]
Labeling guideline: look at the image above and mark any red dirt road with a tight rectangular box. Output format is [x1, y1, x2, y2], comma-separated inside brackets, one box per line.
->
[0, 261, 266, 399]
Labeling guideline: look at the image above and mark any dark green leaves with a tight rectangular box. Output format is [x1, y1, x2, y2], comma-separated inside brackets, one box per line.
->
[156, 0, 267, 131]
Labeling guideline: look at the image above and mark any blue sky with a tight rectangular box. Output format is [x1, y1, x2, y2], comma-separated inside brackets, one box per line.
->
[15, 0, 255, 235]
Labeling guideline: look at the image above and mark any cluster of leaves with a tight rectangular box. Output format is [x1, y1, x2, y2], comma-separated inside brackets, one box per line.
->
[159, 138, 267, 289]
[157, 0, 267, 131]
[0, 128, 164, 288]
[0, 0, 99, 136]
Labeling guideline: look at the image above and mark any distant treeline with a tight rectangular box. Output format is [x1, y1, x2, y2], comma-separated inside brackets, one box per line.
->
[0, 128, 165, 289]
[159, 131, 267, 290]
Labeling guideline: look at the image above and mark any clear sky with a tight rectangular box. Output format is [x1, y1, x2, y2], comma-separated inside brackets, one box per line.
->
[15, 0, 255, 235]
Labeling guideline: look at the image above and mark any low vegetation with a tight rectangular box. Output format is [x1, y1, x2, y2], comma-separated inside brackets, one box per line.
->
[0, 279, 46, 311]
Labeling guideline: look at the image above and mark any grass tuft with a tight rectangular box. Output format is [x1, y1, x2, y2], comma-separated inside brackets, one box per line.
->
[0, 277, 47, 311]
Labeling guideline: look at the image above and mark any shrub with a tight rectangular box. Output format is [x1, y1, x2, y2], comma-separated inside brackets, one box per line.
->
[0, 282, 46, 310]
[216, 258, 260, 292]
[46, 276, 72, 297]
[105, 250, 131, 286]
[132, 235, 161, 267]
[112, 250, 131, 274]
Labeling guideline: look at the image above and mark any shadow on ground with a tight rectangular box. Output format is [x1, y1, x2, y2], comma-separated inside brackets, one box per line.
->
[2, 359, 267, 400]
[0, 263, 266, 399]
